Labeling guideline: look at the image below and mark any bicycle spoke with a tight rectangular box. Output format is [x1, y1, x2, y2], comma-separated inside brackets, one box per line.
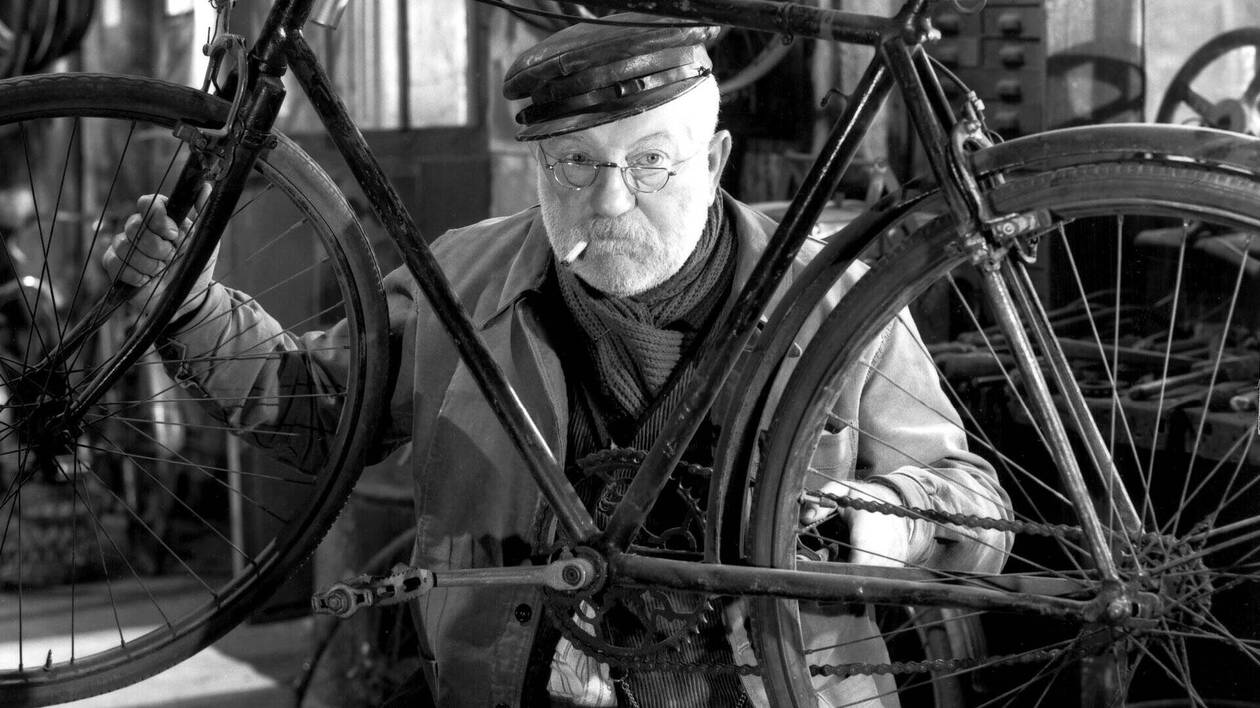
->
[1171, 426, 1256, 536]
[1172, 235, 1253, 535]
[874, 323, 1076, 509]
[940, 274, 1099, 562]
[816, 418, 1081, 576]
[863, 352, 1084, 553]
[59, 121, 139, 348]
[93, 426, 255, 571]
[967, 635, 1083, 708]
[91, 412, 304, 438]
[1053, 226, 1147, 566]
[18, 120, 57, 361]
[52, 459, 172, 646]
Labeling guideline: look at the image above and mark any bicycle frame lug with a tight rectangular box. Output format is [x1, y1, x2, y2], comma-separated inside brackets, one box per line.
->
[171, 123, 234, 180]
[951, 230, 1004, 271]
[565, 545, 608, 594]
[944, 109, 1005, 238]
[904, 16, 940, 44]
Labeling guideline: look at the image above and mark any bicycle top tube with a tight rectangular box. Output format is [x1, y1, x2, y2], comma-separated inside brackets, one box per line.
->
[274, 0, 940, 47]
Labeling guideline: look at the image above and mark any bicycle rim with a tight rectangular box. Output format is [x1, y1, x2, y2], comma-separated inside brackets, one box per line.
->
[750, 160, 1260, 707]
[0, 74, 388, 704]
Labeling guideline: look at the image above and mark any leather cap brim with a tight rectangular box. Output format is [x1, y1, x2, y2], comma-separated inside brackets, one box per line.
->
[504, 13, 720, 141]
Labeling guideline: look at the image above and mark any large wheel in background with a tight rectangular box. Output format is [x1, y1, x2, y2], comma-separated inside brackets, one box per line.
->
[1155, 27, 1260, 133]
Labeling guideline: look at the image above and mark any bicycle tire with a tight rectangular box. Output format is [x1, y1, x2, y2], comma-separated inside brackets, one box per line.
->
[0, 73, 388, 705]
[749, 159, 1260, 706]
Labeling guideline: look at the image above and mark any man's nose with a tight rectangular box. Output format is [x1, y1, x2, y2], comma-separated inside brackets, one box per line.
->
[588, 166, 635, 217]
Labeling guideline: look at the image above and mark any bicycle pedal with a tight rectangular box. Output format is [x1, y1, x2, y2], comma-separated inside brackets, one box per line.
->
[310, 567, 435, 619]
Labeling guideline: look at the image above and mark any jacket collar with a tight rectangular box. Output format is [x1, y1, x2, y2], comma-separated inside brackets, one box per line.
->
[478, 210, 554, 329]
[479, 190, 782, 330]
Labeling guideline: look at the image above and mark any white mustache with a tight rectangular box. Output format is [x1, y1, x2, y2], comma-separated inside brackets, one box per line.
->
[558, 213, 656, 257]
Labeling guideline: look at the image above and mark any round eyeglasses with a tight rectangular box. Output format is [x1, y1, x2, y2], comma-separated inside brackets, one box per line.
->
[538, 147, 703, 194]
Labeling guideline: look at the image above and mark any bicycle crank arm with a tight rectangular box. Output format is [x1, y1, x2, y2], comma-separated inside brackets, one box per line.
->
[311, 556, 597, 619]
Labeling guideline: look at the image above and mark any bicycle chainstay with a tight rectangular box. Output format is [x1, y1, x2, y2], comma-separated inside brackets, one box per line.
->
[549, 482, 1102, 679]
[555, 480, 1202, 679]
[548, 599, 1072, 679]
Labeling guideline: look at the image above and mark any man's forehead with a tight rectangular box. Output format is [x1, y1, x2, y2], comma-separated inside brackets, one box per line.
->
[544, 127, 685, 152]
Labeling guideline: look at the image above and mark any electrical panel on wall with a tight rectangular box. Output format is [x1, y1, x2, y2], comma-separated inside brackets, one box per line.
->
[932, 0, 1047, 139]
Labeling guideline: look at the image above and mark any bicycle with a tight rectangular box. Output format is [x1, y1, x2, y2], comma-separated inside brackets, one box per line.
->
[0, 0, 1257, 705]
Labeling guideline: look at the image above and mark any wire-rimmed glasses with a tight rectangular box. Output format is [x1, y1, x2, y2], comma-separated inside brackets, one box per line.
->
[537, 146, 704, 194]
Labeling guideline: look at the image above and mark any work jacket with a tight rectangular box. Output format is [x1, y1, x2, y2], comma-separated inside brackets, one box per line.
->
[164, 192, 1011, 707]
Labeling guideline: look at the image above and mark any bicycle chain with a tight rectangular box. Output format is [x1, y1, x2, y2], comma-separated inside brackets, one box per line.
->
[821, 490, 1191, 555]
[818, 490, 1084, 541]
[810, 645, 1071, 678]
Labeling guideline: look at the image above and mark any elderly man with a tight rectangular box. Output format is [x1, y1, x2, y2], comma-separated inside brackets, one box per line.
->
[104, 14, 1010, 708]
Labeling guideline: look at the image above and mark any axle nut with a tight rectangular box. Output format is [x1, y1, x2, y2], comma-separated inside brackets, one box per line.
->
[561, 564, 585, 587]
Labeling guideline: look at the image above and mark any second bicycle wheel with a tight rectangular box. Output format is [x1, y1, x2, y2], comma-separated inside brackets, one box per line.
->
[748, 158, 1260, 706]
[0, 73, 388, 705]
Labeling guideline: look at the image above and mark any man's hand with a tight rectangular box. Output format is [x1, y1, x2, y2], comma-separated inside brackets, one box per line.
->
[801, 480, 912, 567]
[102, 192, 215, 321]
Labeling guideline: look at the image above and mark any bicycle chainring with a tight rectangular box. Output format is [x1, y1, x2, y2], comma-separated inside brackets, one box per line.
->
[546, 448, 722, 664]
[543, 583, 720, 662]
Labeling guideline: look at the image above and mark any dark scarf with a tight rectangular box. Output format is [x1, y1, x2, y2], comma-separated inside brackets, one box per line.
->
[556, 199, 734, 431]
[540, 200, 745, 706]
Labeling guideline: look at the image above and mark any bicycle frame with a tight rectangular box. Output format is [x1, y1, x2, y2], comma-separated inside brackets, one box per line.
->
[68, 0, 1134, 624]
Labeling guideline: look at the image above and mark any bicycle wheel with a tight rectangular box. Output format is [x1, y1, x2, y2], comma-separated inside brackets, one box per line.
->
[0, 73, 388, 705]
[748, 159, 1260, 706]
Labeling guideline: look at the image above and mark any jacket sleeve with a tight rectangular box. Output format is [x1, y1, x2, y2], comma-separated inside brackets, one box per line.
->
[154, 266, 417, 472]
[854, 309, 1014, 575]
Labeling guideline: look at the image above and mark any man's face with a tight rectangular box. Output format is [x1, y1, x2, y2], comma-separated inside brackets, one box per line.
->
[537, 83, 731, 297]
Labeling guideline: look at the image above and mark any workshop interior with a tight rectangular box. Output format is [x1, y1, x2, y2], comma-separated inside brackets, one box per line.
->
[0, 0, 1258, 706]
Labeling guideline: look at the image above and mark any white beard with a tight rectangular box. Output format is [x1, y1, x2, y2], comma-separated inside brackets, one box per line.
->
[540, 187, 710, 297]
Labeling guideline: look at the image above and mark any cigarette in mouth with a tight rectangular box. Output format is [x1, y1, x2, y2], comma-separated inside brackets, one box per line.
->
[561, 240, 588, 266]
